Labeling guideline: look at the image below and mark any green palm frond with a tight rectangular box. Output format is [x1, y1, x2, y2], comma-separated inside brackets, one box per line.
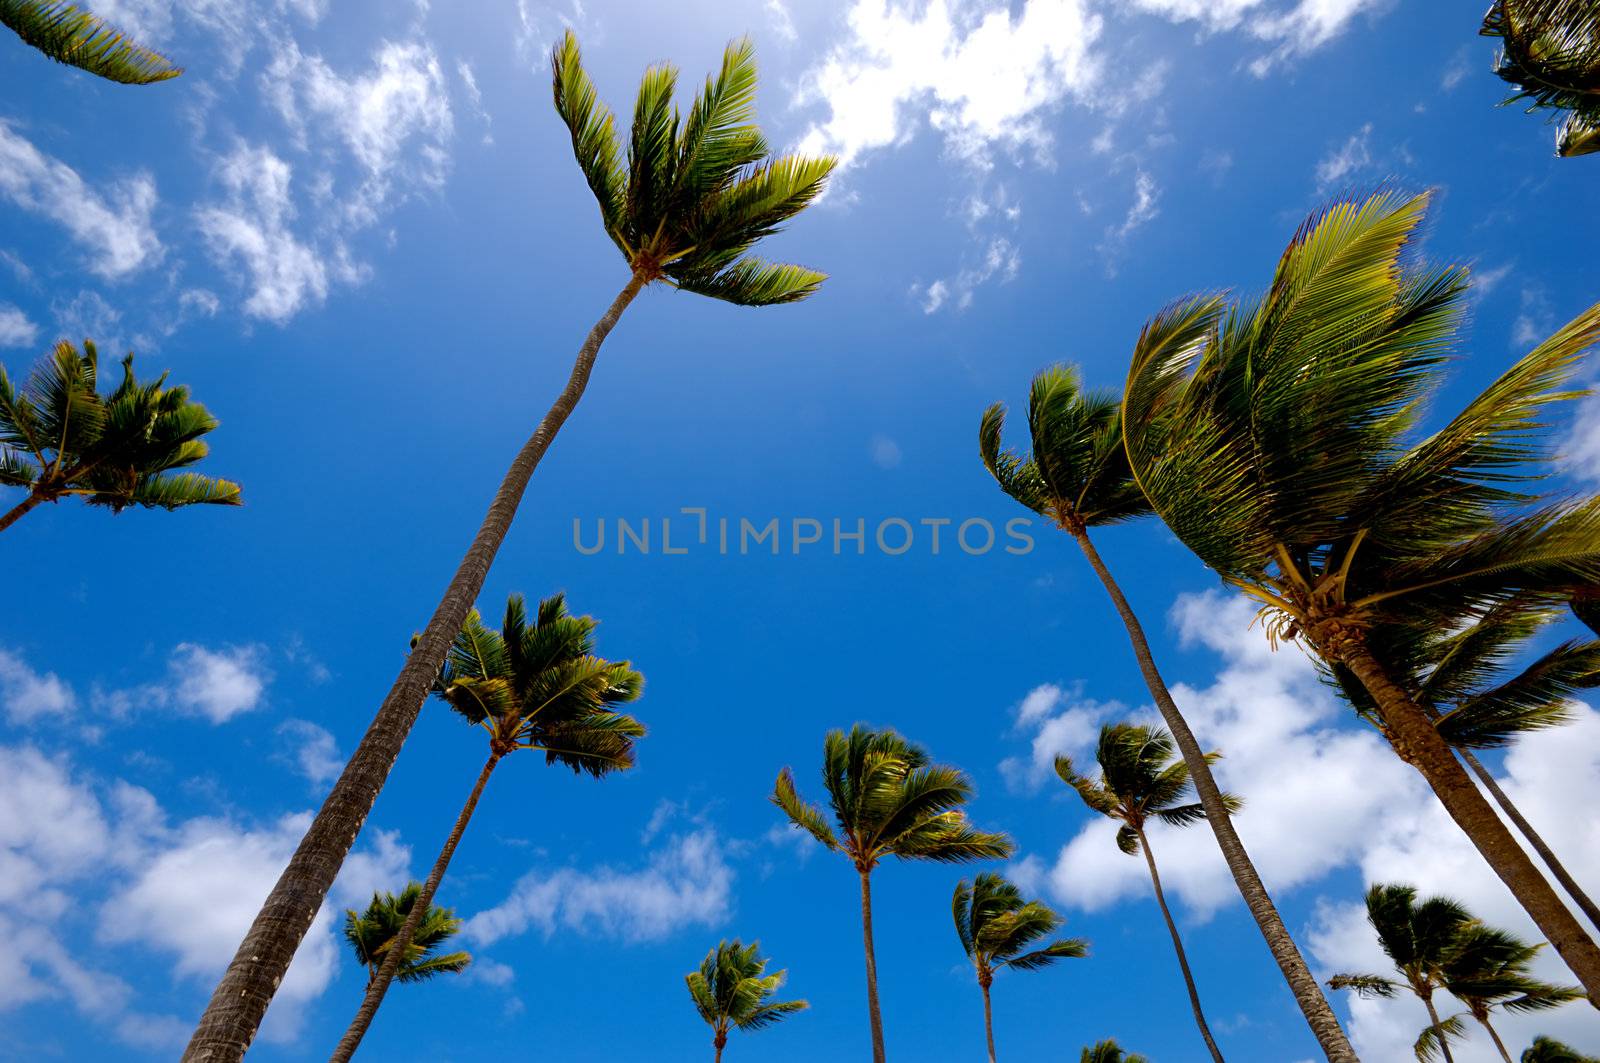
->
[672, 257, 827, 306]
[1, 0, 181, 83]
[1062, 723, 1239, 847]
[1482, 0, 1600, 157]
[1415, 1012, 1469, 1063]
[954, 872, 1089, 976]
[685, 939, 807, 1040]
[343, 883, 470, 985]
[1081, 1039, 1149, 1063]
[1326, 973, 1401, 998]
[1523, 1035, 1600, 1062]
[771, 767, 840, 851]
[551, 30, 627, 247]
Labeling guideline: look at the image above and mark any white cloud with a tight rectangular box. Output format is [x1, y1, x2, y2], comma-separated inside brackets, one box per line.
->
[1564, 389, 1600, 485]
[869, 434, 903, 468]
[914, 235, 1021, 313]
[1000, 683, 1121, 791]
[1130, 0, 1382, 74]
[0, 305, 39, 348]
[1098, 170, 1161, 269]
[457, 59, 494, 144]
[468, 827, 734, 946]
[1315, 122, 1373, 192]
[169, 643, 268, 723]
[278, 719, 342, 787]
[0, 649, 76, 724]
[0, 122, 162, 280]
[1512, 286, 1555, 349]
[767, 0, 798, 43]
[51, 290, 122, 348]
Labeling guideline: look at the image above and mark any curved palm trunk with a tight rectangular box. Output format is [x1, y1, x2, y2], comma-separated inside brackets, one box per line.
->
[330, 751, 502, 1062]
[1135, 826, 1225, 1062]
[1341, 645, 1600, 1004]
[1474, 1013, 1514, 1063]
[1071, 528, 1358, 1061]
[1458, 748, 1600, 935]
[183, 274, 646, 1062]
[1418, 994, 1457, 1063]
[980, 974, 997, 1063]
[858, 868, 887, 1063]
[0, 490, 44, 532]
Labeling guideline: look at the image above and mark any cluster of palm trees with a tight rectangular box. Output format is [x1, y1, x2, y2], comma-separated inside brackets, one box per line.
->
[6, 8, 1600, 1063]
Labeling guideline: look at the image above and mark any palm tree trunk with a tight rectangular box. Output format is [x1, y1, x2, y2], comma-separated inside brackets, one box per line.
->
[1476, 1014, 1514, 1063]
[182, 273, 647, 1063]
[330, 751, 503, 1062]
[980, 977, 997, 1063]
[858, 868, 887, 1063]
[1070, 527, 1358, 1061]
[1341, 643, 1600, 1004]
[1420, 995, 1457, 1063]
[1458, 747, 1600, 935]
[1135, 826, 1226, 1063]
[713, 1029, 726, 1063]
[0, 490, 45, 532]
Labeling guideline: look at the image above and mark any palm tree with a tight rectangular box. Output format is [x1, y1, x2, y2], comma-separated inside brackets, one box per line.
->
[772, 725, 1013, 1063]
[1057, 723, 1238, 1061]
[1, 0, 180, 83]
[981, 364, 1356, 1059]
[1327, 883, 1478, 1063]
[185, 33, 832, 1060]
[0, 340, 240, 532]
[1482, 0, 1600, 156]
[1440, 923, 1584, 1063]
[1081, 1040, 1149, 1063]
[1524, 1036, 1600, 1062]
[685, 939, 808, 1062]
[952, 872, 1087, 1063]
[329, 592, 644, 1061]
[1122, 189, 1600, 1001]
[342, 883, 470, 986]
[1332, 595, 1600, 933]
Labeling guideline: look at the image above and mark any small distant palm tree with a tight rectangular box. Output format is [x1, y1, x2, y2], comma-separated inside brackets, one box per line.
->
[343, 883, 470, 986]
[1327, 884, 1479, 1063]
[1482, 0, 1600, 156]
[1, 0, 180, 83]
[1081, 1040, 1148, 1063]
[685, 939, 808, 1062]
[1524, 1036, 1600, 1062]
[952, 872, 1087, 1063]
[1057, 723, 1238, 1062]
[330, 593, 643, 1061]
[772, 725, 1013, 1063]
[0, 340, 240, 532]
[1440, 922, 1584, 1063]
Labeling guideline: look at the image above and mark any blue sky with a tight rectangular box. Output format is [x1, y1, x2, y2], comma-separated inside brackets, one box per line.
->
[3, 0, 1600, 1060]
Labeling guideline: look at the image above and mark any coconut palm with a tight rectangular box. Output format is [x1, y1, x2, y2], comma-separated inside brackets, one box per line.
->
[1525, 1036, 1600, 1062]
[186, 33, 832, 1060]
[0, 340, 240, 533]
[1440, 922, 1584, 1063]
[953, 872, 1087, 1063]
[1081, 1041, 1148, 1063]
[1327, 884, 1479, 1063]
[772, 725, 1013, 1063]
[1057, 723, 1238, 1061]
[329, 593, 643, 1061]
[1, 0, 180, 83]
[685, 939, 808, 1062]
[1482, 0, 1600, 156]
[981, 364, 1355, 1059]
[342, 884, 470, 986]
[1122, 189, 1600, 1000]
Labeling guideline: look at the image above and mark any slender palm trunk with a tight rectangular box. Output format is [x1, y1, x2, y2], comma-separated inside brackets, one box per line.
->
[713, 1029, 726, 1063]
[1459, 748, 1600, 935]
[1070, 527, 1358, 1061]
[980, 975, 997, 1063]
[1135, 826, 1225, 1062]
[0, 490, 44, 532]
[1341, 644, 1600, 1004]
[330, 751, 502, 1062]
[1420, 994, 1457, 1063]
[182, 274, 646, 1063]
[1475, 1014, 1514, 1063]
[858, 868, 887, 1063]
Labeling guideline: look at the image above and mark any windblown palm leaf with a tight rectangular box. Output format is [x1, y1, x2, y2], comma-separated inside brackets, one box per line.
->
[1, 0, 180, 83]
[1524, 1036, 1600, 1062]
[1440, 922, 1583, 1061]
[1081, 1040, 1149, 1063]
[1482, 0, 1600, 156]
[343, 883, 470, 985]
[686, 939, 807, 1060]
[0, 340, 240, 533]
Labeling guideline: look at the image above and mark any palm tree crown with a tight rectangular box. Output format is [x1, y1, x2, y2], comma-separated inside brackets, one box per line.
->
[1056, 723, 1240, 851]
[342, 883, 470, 985]
[1524, 1036, 1600, 1062]
[954, 872, 1088, 981]
[1482, 0, 1600, 156]
[553, 30, 834, 305]
[0, 340, 241, 532]
[686, 939, 807, 1060]
[1, 0, 180, 83]
[1081, 1040, 1149, 1063]
[1440, 922, 1583, 1057]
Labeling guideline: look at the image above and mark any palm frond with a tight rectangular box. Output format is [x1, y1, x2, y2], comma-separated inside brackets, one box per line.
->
[551, 30, 627, 247]
[1, 0, 181, 84]
[771, 767, 840, 851]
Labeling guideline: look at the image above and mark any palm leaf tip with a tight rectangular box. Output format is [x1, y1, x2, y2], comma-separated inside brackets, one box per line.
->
[1, 0, 182, 83]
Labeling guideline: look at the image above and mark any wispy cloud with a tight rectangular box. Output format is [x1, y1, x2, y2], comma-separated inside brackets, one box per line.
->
[0, 649, 76, 725]
[1314, 122, 1373, 192]
[0, 304, 39, 348]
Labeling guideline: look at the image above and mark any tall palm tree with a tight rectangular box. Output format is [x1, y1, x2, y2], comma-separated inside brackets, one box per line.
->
[981, 364, 1356, 1059]
[329, 592, 644, 1061]
[1332, 595, 1600, 933]
[342, 883, 470, 986]
[1081, 1040, 1148, 1063]
[952, 872, 1087, 1063]
[772, 725, 1013, 1063]
[1, 0, 180, 83]
[1327, 883, 1479, 1063]
[1482, 0, 1600, 156]
[1440, 923, 1584, 1063]
[185, 33, 832, 1061]
[1057, 723, 1238, 1061]
[1524, 1036, 1600, 1062]
[1122, 190, 1600, 1001]
[685, 939, 808, 1062]
[0, 340, 240, 532]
